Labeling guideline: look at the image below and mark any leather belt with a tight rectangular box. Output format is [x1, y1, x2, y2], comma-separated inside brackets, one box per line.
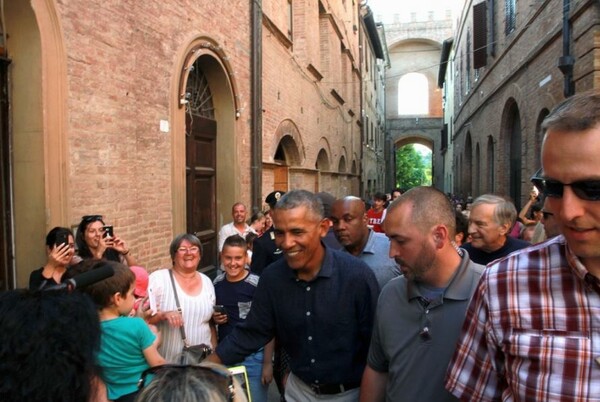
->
[309, 381, 360, 395]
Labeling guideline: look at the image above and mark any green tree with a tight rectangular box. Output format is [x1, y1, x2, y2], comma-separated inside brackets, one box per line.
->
[395, 145, 431, 188]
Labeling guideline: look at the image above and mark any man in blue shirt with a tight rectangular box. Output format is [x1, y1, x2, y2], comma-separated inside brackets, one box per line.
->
[330, 196, 401, 288]
[208, 190, 379, 401]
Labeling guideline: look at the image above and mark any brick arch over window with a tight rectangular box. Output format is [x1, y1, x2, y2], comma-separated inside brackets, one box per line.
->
[351, 157, 358, 175]
[338, 146, 348, 173]
[316, 149, 330, 171]
[273, 119, 305, 166]
[274, 134, 302, 166]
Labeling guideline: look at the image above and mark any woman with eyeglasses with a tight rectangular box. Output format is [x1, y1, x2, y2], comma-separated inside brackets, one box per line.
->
[76, 215, 136, 266]
[147, 234, 217, 363]
[29, 227, 79, 290]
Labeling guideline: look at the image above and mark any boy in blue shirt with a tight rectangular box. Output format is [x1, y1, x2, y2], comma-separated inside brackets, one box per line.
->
[213, 235, 273, 402]
[82, 260, 165, 402]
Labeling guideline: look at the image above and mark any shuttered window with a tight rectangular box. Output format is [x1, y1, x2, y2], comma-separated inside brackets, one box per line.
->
[505, 0, 516, 34]
[473, 2, 487, 69]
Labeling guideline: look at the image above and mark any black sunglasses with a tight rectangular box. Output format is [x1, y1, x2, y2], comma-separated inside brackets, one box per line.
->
[81, 215, 103, 223]
[530, 170, 600, 201]
[137, 364, 235, 401]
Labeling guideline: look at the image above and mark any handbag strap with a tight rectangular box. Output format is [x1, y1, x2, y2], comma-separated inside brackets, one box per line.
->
[168, 269, 189, 347]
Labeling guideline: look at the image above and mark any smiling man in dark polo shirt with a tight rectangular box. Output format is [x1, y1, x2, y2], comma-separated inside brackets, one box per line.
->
[207, 190, 380, 401]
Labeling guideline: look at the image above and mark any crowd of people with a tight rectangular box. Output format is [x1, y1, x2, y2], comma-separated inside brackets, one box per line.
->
[2, 91, 600, 401]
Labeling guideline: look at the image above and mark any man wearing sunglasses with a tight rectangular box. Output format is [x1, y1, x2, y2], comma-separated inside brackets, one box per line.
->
[446, 91, 600, 401]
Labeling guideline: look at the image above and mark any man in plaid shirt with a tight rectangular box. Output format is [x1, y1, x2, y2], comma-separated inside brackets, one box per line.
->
[445, 91, 600, 401]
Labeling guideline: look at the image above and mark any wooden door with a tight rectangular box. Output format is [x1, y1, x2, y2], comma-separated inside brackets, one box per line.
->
[273, 165, 289, 192]
[186, 114, 217, 274]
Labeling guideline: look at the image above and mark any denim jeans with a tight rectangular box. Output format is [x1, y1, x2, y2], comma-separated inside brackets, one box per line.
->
[241, 349, 269, 402]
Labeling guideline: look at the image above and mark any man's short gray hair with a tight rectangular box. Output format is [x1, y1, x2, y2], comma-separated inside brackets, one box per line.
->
[471, 194, 517, 227]
[275, 189, 324, 220]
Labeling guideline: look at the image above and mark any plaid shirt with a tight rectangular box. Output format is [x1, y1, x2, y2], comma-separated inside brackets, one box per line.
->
[446, 235, 600, 401]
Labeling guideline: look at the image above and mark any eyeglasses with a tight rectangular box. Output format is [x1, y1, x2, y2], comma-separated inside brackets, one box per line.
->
[542, 211, 554, 220]
[177, 246, 200, 254]
[530, 170, 600, 201]
[81, 215, 103, 223]
[137, 364, 235, 401]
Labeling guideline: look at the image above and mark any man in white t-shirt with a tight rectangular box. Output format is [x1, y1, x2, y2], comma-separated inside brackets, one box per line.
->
[218, 203, 252, 252]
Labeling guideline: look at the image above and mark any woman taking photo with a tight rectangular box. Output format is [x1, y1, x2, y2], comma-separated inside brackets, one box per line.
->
[29, 227, 77, 290]
[147, 234, 217, 362]
[76, 215, 136, 266]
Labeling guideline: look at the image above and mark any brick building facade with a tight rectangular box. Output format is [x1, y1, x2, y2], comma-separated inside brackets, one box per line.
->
[442, 0, 600, 207]
[0, 0, 366, 287]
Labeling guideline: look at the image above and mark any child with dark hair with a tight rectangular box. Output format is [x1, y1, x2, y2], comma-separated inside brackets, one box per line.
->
[81, 260, 165, 402]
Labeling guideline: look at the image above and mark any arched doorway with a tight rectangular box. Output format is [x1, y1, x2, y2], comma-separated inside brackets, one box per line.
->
[173, 39, 239, 275]
[487, 136, 495, 193]
[2, 0, 68, 288]
[503, 100, 522, 207]
[464, 132, 473, 196]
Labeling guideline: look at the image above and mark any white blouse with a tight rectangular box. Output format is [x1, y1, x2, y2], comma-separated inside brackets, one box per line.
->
[148, 268, 215, 363]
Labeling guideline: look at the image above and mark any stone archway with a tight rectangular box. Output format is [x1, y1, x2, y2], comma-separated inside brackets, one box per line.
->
[392, 135, 434, 189]
[4, 0, 69, 287]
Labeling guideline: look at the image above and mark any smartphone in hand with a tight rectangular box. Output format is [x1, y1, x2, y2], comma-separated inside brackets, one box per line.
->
[103, 225, 114, 239]
[54, 232, 69, 248]
[213, 305, 227, 315]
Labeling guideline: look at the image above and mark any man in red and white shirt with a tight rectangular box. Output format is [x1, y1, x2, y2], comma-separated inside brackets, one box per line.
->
[366, 192, 387, 233]
[446, 91, 600, 401]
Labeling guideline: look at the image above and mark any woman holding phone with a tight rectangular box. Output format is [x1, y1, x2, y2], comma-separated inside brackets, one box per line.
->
[76, 215, 136, 266]
[29, 227, 78, 290]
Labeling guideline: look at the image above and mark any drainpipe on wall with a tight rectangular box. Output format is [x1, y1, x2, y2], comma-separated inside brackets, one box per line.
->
[558, 0, 575, 97]
[358, 6, 365, 198]
[250, 0, 263, 212]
